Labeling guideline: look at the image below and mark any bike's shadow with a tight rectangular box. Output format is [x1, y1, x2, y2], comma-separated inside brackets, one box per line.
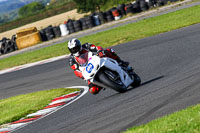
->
[102, 75, 165, 99]
[128, 75, 165, 91]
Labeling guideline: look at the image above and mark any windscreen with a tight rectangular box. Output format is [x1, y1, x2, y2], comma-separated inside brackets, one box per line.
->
[77, 52, 88, 66]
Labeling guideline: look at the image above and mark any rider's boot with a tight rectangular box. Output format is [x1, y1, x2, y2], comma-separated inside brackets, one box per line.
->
[89, 83, 103, 95]
[105, 48, 129, 67]
[116, 58, 129, 67]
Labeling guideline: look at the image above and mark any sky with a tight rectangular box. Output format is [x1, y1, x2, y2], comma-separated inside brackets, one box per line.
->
[0, 0, 8, 2]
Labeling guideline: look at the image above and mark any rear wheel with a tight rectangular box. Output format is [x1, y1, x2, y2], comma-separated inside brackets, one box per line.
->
[97, 71, 127, 93]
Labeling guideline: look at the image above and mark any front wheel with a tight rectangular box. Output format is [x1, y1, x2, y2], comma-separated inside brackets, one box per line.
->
[131, 73, 141, 87]
[97, 71, 127, 93]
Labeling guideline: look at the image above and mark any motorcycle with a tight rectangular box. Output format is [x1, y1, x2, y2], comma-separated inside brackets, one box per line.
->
[77, 51, 141, 93]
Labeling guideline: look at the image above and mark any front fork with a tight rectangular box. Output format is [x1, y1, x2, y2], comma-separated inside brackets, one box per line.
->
[121, 65, 135, 79]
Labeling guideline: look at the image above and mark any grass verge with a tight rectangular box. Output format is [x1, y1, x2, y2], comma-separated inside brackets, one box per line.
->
[0, 88, 79, 125]
[1, 4, 200, 70]
[123, 104, 200, 133]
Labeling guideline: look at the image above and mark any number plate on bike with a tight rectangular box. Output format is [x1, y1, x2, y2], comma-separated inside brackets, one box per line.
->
[86, 63, 94, 73]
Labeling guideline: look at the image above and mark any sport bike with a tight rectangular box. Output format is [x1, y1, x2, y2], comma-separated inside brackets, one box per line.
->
[77, 51, 141, 93]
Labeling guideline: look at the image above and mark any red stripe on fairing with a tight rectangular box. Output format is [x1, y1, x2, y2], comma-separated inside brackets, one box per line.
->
[0, 131, 10, 133]
[51, 92, 79, 102]
[11, 115, 42, 124]
[44, 102, 66, 109]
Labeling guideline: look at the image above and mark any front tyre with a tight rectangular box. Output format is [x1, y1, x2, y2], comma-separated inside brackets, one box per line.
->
[131, 73, 141, 87]
[97, 71, 127, 93]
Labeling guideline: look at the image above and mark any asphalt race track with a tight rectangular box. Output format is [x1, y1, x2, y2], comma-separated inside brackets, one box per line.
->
[1, 23, 200, 133]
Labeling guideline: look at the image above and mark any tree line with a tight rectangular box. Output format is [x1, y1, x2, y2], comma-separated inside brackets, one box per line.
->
[0, 0, 131, 33]
[18, 0, 131, 17]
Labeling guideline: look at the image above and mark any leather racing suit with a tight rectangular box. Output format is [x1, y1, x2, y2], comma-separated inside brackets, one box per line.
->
[69, 43, 124, 95]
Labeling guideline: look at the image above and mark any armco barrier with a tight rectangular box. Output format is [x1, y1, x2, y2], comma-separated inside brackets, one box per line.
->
[16, 31, 41, 50]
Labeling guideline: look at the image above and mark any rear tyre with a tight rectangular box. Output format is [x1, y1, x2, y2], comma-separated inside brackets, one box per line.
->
[131, 73, 141, 87]
[97, 71, 127, 93]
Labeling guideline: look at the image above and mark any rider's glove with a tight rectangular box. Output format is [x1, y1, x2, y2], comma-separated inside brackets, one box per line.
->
[97, 50, 105, 58]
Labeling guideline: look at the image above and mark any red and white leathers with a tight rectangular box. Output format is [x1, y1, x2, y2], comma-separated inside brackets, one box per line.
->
[69, 43, 121, 95]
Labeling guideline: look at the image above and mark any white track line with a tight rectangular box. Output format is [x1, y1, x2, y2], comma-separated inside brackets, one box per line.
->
[49, 97, 75, 105]
[0, 55, 69, 75]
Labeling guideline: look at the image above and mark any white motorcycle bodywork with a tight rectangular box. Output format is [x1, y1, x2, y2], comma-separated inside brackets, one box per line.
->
[78, 52, 133, 88]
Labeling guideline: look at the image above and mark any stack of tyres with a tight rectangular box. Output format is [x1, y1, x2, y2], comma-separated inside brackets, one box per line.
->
[11, 35, 18, 51]
[169, 0, 178, 2]
[39, 29, 48, 41]
[0, 37, 17, 55]
[132, 2, 141, 13]
[148, 0, 157, 8]
[53, 26, 61, 38]
[85, 16, 95, 28]
[45, 26, 55, 40]
[92, 14, 101, 26]
[156, 0, 164, 6]
[0, 38, 8, 54]
[97, 12, 107, 24]
[140, 0, 148, 11]
[117, 4, 126, 16]
[59, 24, 69, 36]
[67, 19, 75, 34]
[105, 10, 114, 22]
[161, 0, 175, 4]
[111, 8, 121, 20]
[73, 20, 82, 32]
[80, 18, 89, 30]
[125, 4, 134, 14]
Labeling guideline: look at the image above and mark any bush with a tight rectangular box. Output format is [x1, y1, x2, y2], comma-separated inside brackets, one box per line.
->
[18, 2, 45, 17]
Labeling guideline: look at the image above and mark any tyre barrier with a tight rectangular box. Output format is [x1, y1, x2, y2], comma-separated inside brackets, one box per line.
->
[105, 10, 114, 22]
[59, 24, 69, 36]
[73, 20, 82, 32]
[97, 12, 107, 24]
[111, 8, 121, 20]
[125, 4, 134, 14]
[11, 35, 18, 51]
[93, 15, 101, 26]
[117, 4, 126, 16]
[157, 0, 165, 6]
[80, 17, 89, 30]
[132, 2, 141, 13]
[148, 0, 157, 8]
[140, 0, 149, 11]
[39, 29, 48, 42]
[85, 16, 95, 28]
[66, 19, 75, 34]
[0, 37, 17, 55]
[45, 26, 55, 41]
[53, 26, 61, 38]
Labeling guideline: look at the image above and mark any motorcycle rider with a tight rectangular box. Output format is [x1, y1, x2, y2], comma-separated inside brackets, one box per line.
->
[68, 38, 129, 95]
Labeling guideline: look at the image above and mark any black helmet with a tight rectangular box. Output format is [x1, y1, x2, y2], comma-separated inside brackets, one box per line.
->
[68, 38, 82, 56]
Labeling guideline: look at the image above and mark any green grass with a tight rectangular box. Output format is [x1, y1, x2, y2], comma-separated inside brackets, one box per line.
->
[1, 5, 200, 70]
[0, 88, 79, 125]
[124, 104, 200, 133]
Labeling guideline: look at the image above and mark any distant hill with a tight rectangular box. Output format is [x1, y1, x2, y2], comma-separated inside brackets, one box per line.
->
[0, 0, 50, 15]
